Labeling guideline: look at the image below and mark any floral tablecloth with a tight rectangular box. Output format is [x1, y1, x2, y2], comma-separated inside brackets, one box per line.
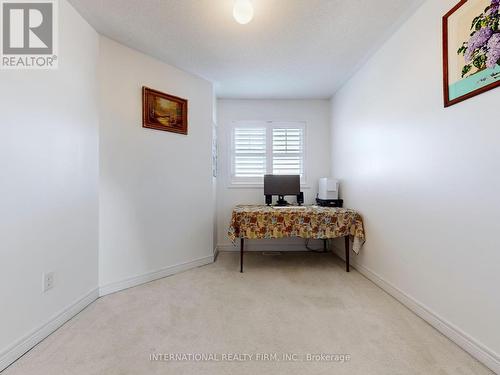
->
[228, 205, 366, 253]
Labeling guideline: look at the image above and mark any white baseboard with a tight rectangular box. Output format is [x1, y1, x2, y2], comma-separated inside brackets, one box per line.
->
[217, 238, 326, 253]
[331, 245, 500, 374]
[0, 288, 99, 372]
[99, 254, 215, 297]
[4, 251, 496, 373]
[217, 244, 236, 252]
[0, 255, 215, 372]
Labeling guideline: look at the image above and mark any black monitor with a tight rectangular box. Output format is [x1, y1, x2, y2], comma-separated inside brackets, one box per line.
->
[264, 175, 302, 206]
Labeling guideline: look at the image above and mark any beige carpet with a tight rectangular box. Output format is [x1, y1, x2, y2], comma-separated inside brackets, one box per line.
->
[4, 252, 492, 375]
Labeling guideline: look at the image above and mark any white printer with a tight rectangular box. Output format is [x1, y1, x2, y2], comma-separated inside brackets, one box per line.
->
[316, 178, 343, 207]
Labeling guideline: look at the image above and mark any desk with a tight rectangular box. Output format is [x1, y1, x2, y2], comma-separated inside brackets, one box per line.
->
[228, 205, 365, 273]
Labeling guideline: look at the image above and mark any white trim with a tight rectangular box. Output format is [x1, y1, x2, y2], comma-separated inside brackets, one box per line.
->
[218, 243, 305, 252]
[225, 181, 311, 191]
[217, 238, 325, 253]
[3, 249, 496, 373]
[331, 244, 500, 374]
[0, 288, 99, 372]
[0, 256, 217, 372]
[99, 255, 215, 297]
[226, 183, 311, 189]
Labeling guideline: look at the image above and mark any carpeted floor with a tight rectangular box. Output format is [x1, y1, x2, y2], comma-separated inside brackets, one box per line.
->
[4, 252, 493, 375]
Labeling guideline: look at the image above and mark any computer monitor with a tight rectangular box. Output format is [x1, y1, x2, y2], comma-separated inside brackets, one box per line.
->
[264, 175, 301, 206]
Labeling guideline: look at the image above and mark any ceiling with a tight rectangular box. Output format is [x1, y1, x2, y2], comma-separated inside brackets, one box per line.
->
[69, 0, 424, 99]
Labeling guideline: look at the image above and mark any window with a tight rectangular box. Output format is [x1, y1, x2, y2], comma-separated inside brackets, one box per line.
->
[230, 121, 305, 185]
[233, 126, 267, 179]
[272, 127, 304, 176]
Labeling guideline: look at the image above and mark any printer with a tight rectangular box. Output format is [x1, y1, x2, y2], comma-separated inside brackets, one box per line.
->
[316, 178, 343, 207]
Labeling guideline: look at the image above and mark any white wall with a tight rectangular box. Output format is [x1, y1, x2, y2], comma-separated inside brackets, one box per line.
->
[0, 0, 99, 368]
[330, 0, 500, 370]
[98, 37, 215, 289]
[216, 99, 331, 250]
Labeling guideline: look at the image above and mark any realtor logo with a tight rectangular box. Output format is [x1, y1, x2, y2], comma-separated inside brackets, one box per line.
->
[1, 0, 58, 69]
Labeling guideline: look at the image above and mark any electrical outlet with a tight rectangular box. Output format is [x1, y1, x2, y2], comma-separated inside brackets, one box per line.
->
[43, 272, 54, 292]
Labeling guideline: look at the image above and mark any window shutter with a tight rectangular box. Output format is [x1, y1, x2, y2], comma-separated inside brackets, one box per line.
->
[272, 127, 304, 176]
[232, 127, 267, 178]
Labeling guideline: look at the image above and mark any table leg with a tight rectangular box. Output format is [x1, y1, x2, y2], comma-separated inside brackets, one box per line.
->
[344, 236, 350, 272]
[323, 239, 327, 252]
[240, 238, 244, 273]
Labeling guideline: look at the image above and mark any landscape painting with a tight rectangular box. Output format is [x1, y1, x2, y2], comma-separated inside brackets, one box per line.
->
[443, 0, 500, 107]
[142, 87, 188, 134]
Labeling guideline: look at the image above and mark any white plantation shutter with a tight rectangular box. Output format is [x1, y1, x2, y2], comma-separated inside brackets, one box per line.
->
[272, 127, 304, 176]
[232, 127, 267, 179]
[230, 121, 305, 184]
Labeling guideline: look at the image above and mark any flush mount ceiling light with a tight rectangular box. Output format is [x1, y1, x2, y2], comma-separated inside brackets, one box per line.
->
[233, 0, 254, 25]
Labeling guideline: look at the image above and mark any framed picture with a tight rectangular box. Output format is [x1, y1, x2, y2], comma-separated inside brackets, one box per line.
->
[212, 122, 218, 178]
[443, 0, 500, 107]
[142, 86, 188, 134]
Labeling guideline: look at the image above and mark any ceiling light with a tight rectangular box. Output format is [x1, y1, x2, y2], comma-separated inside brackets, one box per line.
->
[233, 0, 254, 25]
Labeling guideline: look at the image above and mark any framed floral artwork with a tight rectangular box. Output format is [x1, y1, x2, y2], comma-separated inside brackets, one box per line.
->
[142, 87, 188, 134]
[443, 0, 500, 107]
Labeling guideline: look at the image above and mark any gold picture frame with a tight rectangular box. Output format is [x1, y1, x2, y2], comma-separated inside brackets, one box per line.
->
[142, 86, 188, 134]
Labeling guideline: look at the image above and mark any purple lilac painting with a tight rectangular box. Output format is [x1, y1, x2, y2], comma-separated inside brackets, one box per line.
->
[443, 0, 500, 106]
